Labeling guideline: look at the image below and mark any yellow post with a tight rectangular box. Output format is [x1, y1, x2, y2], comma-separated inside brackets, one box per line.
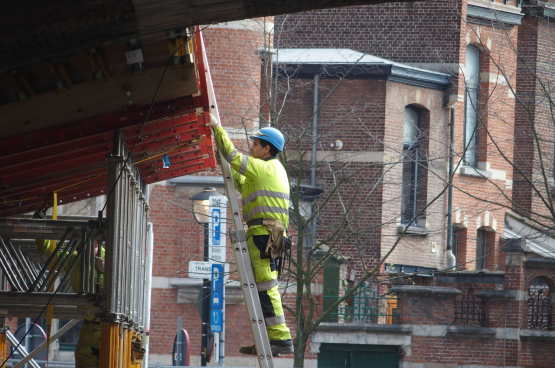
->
[118, 325, 124, 368]
[46, 192, 58, 366]
[122, 328, 130, 368]
[99, 322, 120, 368]
[0, 331, 7, 364]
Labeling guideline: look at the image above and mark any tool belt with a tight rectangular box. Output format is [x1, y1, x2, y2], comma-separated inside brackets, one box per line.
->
[131, 331, 146, 364]
[247, 218, 292, 277]
[247, 218, 285, 258]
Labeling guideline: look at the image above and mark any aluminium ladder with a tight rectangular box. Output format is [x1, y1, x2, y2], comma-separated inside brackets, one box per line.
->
[198, 31, 275, 368]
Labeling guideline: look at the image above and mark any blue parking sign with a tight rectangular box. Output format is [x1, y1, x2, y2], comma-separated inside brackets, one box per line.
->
[211, 310, 223, 332]
[212, 209, 221, 245]
[211, 264, 224, 310]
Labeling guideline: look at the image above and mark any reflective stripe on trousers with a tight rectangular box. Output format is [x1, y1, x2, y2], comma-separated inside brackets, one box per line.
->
[247, 235, 291, 342]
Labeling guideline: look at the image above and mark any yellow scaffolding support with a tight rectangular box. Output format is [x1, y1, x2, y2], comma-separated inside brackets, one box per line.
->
[0, 331, 6, 364]
[100, 322, 120, 368]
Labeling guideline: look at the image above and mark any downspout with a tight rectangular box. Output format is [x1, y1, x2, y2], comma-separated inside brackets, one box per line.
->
[309, 74, 319, 249]
[445, 107, 456, 270]
[311, 74, 319, 187]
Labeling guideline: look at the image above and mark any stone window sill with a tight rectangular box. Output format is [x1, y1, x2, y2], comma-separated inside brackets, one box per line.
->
[520, 329, 555, 341]
[397, 224, 428, 236]
[460, 165, 492, 179]
[448, 326, 496, 338]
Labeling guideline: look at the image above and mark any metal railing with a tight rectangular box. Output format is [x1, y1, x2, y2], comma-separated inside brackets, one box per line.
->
[321, 287, 398, 324]
[527, 279, 553, 330]
[454, 287, 486, 327]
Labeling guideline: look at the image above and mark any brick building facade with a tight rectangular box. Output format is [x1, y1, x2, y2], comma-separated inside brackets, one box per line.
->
[142, 1, 555, 367]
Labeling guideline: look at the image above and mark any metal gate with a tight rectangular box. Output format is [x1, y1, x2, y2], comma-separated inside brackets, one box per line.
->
[317, 344, 399, 368]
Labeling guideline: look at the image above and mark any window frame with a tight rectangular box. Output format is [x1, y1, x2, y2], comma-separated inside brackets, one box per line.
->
[401, 106, 421, 224]
[476, 229, 487, 270]
[464, 45, 480, 167]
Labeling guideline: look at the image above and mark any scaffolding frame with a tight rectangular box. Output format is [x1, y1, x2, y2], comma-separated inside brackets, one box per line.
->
[0, 133, 152, 368]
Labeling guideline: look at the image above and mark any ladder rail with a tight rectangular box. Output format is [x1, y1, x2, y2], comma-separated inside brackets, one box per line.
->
[197, 29, 275, 368]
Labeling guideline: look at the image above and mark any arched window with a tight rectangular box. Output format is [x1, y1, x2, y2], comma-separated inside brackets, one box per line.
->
[401, 106, 420, 223]
[464, 46, 480, 166]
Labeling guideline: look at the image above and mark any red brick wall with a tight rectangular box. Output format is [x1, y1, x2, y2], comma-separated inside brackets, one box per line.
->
[449, 15, 518, 272]
[394, 261, 555, 367]
[275, 0, 463, 64]
[514, 14, 555, 224]
[382, 82, 448, 268]
[276, 0, 519, 275]
[204, 25, 269, 131]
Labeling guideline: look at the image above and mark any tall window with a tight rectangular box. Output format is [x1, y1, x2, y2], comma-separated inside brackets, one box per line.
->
[452, 227, 459, 270]
[464, 46, 480, 167]
[476, 229, 486, 270]
[299, 199, 316, 249]
[401, 106, 420, 223]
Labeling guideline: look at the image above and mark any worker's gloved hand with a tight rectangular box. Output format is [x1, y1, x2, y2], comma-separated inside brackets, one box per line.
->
[33, 209, 46, 219]
[33, 196, 53, 219]
[95, 257, 105, 274]
[209, 113, 221, 128]
[215, 149, 222, 166]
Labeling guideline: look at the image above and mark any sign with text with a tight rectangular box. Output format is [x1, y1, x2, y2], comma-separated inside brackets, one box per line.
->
[211, 264, 225, 333]
[188, 261, 214, 279]
[208, 196, 227, 263]
[210, 310, 223, 333]
[189, 261, 230, 280]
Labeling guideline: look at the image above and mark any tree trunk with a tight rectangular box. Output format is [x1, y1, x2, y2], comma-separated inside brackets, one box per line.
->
[293, 337, 308, 367]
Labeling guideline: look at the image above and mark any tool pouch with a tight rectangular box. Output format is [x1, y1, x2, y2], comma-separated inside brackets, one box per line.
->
[131, 332, 146, 364]
[261, 218, 286, 258]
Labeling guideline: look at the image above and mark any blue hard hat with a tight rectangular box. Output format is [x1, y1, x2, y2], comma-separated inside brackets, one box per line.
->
[249, 127, 285, 152]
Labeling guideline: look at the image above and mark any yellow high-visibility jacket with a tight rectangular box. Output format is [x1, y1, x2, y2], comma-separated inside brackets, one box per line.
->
[213, 126, 290, 237]
[36, 239, 104, 321]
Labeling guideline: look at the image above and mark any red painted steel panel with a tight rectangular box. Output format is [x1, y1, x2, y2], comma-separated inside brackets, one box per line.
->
[0, 28, 217, 217]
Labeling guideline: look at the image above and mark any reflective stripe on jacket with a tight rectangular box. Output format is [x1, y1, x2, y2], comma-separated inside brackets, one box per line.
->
[213, 126, 289, 237]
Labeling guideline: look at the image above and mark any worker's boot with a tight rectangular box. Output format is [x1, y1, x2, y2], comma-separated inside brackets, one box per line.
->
[239, 340, 294, 356]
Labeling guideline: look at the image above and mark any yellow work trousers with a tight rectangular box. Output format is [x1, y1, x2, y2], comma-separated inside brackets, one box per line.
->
[248, 235, 291, 342]
[75, 320, 101, 368]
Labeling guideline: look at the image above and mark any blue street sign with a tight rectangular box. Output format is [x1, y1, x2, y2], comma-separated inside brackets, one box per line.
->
[212, 208, 221, 245]
[211, 263, 224, 333]
[211, 264, 224, 310]
[211, 310, 223, 333]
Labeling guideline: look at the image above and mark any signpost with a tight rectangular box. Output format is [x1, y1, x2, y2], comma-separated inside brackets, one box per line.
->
[209, 196, 227, 263]
[211, 263, 225, 364]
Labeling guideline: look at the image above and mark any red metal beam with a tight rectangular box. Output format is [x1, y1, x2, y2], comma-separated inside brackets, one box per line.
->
[0, 96, 196, 159]
[0, 29, 217, 217]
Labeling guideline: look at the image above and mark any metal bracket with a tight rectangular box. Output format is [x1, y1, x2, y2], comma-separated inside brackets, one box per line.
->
[229, 230, 247, 244]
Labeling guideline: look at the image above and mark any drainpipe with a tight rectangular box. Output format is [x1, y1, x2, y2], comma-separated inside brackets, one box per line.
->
[308, 74, 319, 250]
[311, 74, 319, 187]
[445, 107, 456, 270]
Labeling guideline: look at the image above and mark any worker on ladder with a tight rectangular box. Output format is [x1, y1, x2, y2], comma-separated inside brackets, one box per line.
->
[210, 114, 294, 356]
